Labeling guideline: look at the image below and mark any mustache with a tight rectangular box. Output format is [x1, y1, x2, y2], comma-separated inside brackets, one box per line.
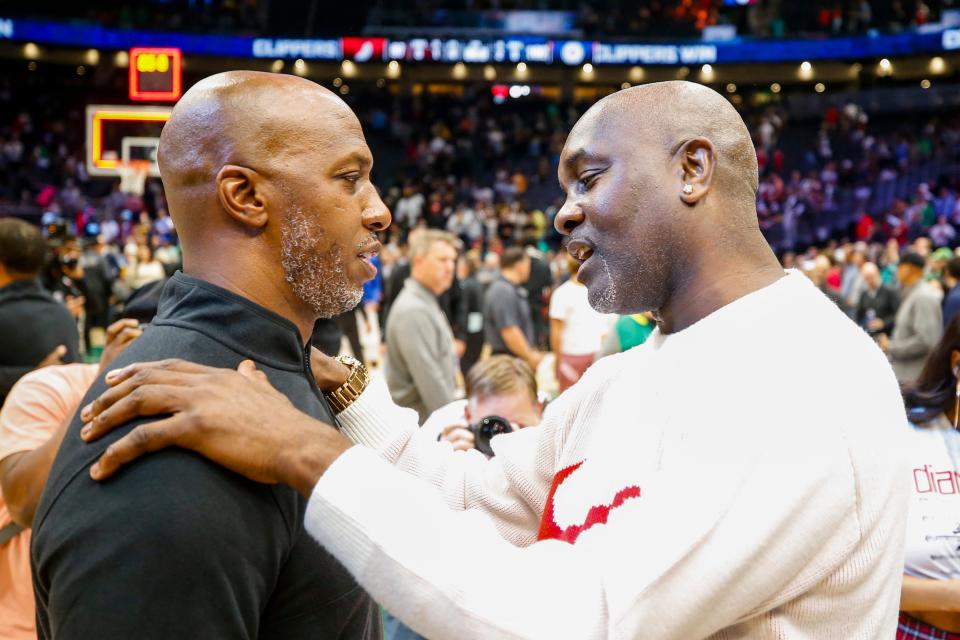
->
[356, 233, 379, 250]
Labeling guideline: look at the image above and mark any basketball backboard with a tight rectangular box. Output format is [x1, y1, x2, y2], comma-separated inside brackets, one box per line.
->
[85, 105, 172, 178]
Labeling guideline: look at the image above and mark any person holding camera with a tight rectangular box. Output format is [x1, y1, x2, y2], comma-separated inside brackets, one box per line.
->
[423, 355, 541, 456]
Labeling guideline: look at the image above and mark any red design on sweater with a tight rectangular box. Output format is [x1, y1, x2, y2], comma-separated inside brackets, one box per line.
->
[537, 460, 641, 544]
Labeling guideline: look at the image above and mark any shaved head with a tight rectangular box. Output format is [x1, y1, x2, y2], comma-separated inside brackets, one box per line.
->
[556, 81, 773, 322]
[156, 70, 390, 329]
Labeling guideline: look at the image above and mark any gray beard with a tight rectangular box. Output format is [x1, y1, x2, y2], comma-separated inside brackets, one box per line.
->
[280, 207, 363, 319]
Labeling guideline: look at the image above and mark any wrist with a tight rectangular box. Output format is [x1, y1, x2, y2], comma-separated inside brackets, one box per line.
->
[283, 420, 353, 497]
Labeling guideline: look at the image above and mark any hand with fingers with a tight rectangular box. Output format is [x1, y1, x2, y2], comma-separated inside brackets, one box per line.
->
[98, 319, 144, 373]
[80, 359, 353, 496]
[439, 422, 475, 452]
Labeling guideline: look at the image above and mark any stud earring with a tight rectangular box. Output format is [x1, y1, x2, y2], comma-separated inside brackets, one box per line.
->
[682, 184, 693, 195]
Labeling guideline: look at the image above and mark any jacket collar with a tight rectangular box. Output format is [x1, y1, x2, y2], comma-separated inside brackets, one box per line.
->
[154, 272, 309, 372]
[0, 278, 49, 302]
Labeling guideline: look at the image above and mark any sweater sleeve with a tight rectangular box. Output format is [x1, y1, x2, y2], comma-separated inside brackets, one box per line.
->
[306, 427, 860, 639]
[337, 374, 561, 546]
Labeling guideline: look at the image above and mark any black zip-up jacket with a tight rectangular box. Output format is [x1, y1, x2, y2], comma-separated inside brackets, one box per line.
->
[0, 278, 79, 404]
[32, 272, 380, 639]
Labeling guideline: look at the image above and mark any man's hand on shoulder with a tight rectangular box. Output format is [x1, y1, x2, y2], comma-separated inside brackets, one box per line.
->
[79, 359, 352, 497]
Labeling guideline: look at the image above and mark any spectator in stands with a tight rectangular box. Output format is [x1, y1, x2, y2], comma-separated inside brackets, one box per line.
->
[943, 257, 960, 329]
[124, 243, 165, 290]
[929, 215, 956, 249]
[0, 219, 79, 404]
[483, 245, 542, 369]
[881, 251, 944, 383]
[594, 312, 656, 359]
[857, 262, 899, 336]
[549, 250, 615, 392]
[457, 251, 485, 375]
[384, 230, 460, 423]
[0, 318, 141, 640]
[899, 315, 960, 637]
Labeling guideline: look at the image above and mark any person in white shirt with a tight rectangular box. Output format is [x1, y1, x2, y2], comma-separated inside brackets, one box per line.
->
[900, 315, 960, 637]
[80, 81, 908, 639]
[549, 250, 615, 391]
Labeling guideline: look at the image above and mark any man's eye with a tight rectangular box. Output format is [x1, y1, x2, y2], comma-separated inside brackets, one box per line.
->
[343, 173, 360, 183]
[576, 175, 593, 193]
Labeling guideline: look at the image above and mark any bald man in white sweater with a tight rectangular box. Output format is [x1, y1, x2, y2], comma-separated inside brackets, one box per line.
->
[81, 82, 908, 638]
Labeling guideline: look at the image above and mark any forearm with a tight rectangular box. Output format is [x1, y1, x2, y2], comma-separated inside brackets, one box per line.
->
[336, 375, 546, 544]
[0, 418, 70, 527]
[902, 575, 960, 612]
[550, 319, 563, 355]
[501, 326, 535, 362]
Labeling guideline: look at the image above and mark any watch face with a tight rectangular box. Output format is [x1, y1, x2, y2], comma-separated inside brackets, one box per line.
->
[339, 355, 359, 367]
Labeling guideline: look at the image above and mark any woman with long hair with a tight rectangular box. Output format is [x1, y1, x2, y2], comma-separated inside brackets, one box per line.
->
[900, 314, 960, 638]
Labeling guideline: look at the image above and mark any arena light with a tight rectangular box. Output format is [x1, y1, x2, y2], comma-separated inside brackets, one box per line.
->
[582, 63, 594, 74]
[700, 64, 714, 81]
[114, 50, 129, 68]
[621, 82, 631, 89]
[814, 82, 825, 93]
[332, 77, 342, 87]
[516, 62, 527, 73]
[878, 58, 893, 76]
[849, 62, 862, 77]
[483, 65, 496, 81]
[293, 58, 307, 76]
[921, 78, 932, 89]
[341, 60, 356, 77]
[930, 56, 946, 74]
[452, 62, 467, 79]
[629, 66, 644, 82]
[76, 66, 86, 76]
[770, 82, 781, 94]
[23, 42, 39, 59]
[799, 60, 813, 80]
[85, 49, 100, 65]
[339, 85, 349, 95]
[387, 60, 401, 78]
[677, 66, 690, 79]
[726, 83, 737, 93]
[270, 59, 283, 73]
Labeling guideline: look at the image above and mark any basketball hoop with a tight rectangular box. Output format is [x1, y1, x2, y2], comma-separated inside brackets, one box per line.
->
[118, 159, 150, 196]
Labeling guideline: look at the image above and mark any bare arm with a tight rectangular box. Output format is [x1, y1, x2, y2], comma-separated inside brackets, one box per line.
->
[500, 326, 541, 368]
[550, 318, 563, 356]
[0, 417, 71, 527]
[901, 575, 960, 612]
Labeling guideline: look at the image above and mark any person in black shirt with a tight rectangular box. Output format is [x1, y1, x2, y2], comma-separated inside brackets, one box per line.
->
[0, 218, 79, 404]
[32, 71, 390, 639]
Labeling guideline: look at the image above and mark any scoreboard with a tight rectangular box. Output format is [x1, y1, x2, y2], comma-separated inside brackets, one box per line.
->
[128, 47, 182, 102]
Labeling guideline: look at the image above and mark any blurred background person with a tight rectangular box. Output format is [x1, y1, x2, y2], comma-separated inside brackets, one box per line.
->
[942, 257, 960, 329]
[595, 312, 656, 359]
[384, 230, 460, 423]
[484, 246, 542, 369]
[0, 219, 79, 404]
[881, 251, 943, 384]
[549, 249, 615, 392]
[899, 315, 960, 638]
[124, 243, 165, 291]
[421, 355, 541, 453]
[857, 261, 899, 337]
[0, 317, 142, 640]
[457, 250, 485, 376]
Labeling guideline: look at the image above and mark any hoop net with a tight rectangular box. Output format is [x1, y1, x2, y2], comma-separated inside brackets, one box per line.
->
[118, 160, 150, 196]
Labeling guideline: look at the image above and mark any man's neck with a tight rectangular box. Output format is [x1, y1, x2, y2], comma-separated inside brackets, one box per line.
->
[0, 271, 35, 290]
[501, 269, 523, 285]
[653, 236, 784, 334]
[183, 257, 316, 346]
[411, 274, 439, 297]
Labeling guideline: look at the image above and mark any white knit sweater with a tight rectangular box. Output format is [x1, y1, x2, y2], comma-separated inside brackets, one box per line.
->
[305, 271, 909, 639]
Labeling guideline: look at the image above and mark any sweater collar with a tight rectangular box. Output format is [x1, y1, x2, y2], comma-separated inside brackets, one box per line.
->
[153, 272, 309, 372]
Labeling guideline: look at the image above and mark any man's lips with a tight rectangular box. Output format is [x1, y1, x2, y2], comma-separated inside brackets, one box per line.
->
[357, 241, 381, 263]
[567, 239, 595, 264]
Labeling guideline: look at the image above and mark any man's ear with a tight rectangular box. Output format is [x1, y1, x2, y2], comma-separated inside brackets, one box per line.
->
[676, 138, 716, 206]
[216, 165, 268, 230]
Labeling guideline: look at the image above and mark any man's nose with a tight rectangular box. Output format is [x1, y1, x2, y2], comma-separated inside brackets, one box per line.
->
[363, 191, 392, 232]
[554, 199, 584, 236]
